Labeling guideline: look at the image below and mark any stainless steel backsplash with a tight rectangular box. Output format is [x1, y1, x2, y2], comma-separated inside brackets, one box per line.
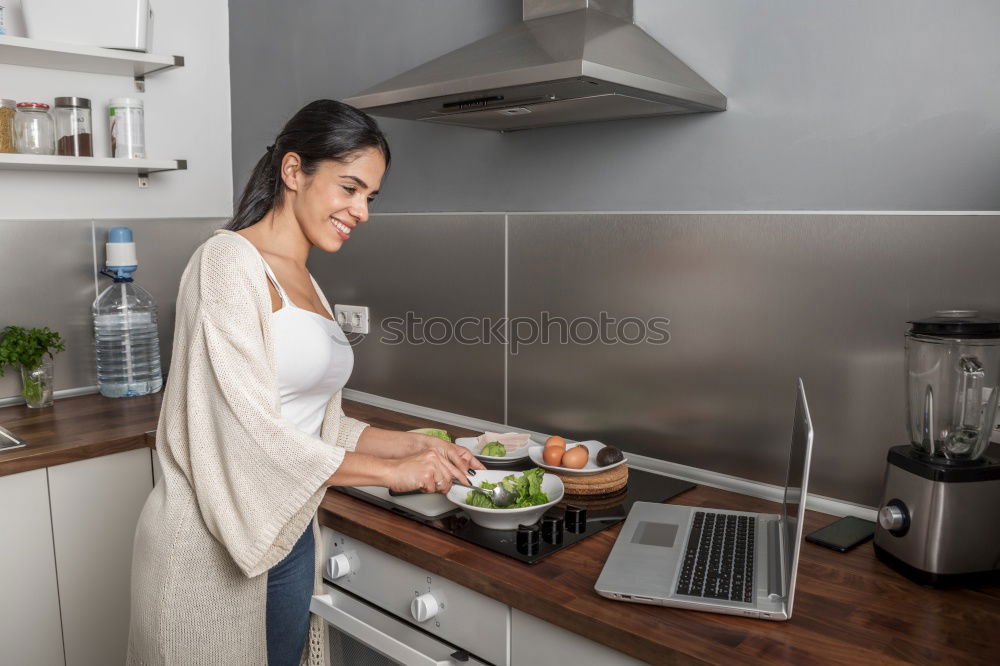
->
[507, 213, 1000, 505]
[312, 212, 1000, 506]
[0, 218, 223, 400]
[6, 212, 996, 505]
[308, 214, 506, 423]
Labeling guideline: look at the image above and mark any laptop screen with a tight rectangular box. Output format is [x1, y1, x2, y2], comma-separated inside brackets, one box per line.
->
[780, 380, 814, 603]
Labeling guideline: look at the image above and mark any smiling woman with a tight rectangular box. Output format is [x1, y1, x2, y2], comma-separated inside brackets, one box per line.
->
[226, 99, 390, 237]
[126, 100, 485, 666]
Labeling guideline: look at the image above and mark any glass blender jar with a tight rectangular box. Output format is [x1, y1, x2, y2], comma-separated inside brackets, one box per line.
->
[905, 310, 1000, 461]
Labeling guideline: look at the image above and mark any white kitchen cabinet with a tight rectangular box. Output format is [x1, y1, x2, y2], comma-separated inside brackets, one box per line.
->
[510, 607, 646, 666]
[47, 448, 153, 666]
[0, 468, 65, 666]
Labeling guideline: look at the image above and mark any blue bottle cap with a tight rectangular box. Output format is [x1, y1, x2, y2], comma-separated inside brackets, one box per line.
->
[104, 226, 138, 281]
[108, 226, 134, 243]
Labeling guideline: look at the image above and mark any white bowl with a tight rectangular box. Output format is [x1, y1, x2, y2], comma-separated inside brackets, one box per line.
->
[446, 469, 564, 530]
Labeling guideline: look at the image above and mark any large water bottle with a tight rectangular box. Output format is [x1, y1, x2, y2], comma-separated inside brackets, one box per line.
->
[93, 227, 163, 398]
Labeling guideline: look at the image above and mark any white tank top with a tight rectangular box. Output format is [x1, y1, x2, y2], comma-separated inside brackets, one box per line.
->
[259, 258, 354, 437]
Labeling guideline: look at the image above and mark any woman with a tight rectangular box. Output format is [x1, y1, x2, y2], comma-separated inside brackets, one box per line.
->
[127, 99, 484, 665]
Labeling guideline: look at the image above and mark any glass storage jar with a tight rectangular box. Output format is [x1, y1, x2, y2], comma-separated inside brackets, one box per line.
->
[14, 102, 55, 155]
[54, 96, 93, 157]
[0, 98, 15, 153]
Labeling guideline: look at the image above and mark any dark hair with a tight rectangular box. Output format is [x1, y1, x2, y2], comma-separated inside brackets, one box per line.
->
[226, 99, 391, 231]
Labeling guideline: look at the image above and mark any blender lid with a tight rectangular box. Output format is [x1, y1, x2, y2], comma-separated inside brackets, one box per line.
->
[909, 310, 1000, 338]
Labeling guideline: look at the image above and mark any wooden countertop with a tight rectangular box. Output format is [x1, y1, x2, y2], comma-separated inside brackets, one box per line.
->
[1, 393, 996, 663]
[323, 402, 1000, 665]
[0, 392, 161, 476]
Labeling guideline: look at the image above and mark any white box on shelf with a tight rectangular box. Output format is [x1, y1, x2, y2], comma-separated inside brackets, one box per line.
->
[22, 0, 153, 52]
[0, 0, 28, 38]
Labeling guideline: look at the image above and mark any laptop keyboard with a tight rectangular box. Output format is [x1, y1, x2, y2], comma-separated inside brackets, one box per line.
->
[675, 512, 755, 603]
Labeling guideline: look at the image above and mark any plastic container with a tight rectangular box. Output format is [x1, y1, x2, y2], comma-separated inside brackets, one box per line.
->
[0, 99, 15, 153]
[14, 102, 55, 155]
[93, 227, 163, 398]
[54, 97, 93, 157]
[108, 97, 145, 158]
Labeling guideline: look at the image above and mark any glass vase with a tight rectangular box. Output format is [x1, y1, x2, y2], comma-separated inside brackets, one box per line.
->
[20, 357, 54, 408]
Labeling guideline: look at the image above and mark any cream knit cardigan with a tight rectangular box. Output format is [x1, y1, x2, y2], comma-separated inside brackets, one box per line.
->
[127, 230, 368, 665]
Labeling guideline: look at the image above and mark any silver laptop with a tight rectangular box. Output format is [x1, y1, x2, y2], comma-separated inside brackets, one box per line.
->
[595, 379, 814, 621]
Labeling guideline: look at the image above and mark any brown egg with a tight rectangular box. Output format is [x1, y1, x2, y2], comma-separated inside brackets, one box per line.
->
[543, 446, 564, 466]
[560, 445, 589, 469]
[545, 435, 566, 450]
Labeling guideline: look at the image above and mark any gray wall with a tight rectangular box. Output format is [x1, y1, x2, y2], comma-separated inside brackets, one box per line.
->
[230, 1, 1000, 505]
[0, 220, 223, 400]
[231, 0, 1000, 212]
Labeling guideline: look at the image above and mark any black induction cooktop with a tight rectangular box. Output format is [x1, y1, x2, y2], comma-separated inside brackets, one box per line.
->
[335, 462, 695, 564]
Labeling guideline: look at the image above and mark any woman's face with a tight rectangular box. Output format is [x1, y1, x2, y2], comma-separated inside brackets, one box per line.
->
[284, 147, 386, 252]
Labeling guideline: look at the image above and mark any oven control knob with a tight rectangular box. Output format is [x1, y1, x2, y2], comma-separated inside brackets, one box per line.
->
[878, 500, 910, 536]
[410, 593, 440, 623]
[327, 553, 352, 579]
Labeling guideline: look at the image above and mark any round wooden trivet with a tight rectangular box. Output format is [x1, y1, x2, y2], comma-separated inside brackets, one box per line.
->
[561, 488, 628, 511]
[555, 464, 628, 495]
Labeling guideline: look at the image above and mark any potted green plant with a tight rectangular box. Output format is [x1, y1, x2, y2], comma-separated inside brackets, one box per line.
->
[0, 326, 66, 408]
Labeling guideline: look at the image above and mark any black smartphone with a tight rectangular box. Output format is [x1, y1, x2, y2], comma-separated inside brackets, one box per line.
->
[805, 516, 876, 552]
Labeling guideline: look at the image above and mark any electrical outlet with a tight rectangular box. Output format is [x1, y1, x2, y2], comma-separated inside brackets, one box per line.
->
[333, 305, 370, 335]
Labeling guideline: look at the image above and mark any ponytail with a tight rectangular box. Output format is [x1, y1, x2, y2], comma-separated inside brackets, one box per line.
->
[229, 147, 280, 231]
[226, 101, 390, 231]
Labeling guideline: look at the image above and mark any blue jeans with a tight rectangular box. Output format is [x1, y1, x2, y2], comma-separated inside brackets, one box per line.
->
[266, 524, 315, 666]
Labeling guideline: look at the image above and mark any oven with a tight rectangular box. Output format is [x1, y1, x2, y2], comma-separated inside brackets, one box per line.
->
[311, 527, 506, 666]
[313, 469, 694, 664]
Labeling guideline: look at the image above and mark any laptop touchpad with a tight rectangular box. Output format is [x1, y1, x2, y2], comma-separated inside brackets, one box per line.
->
[631, 521, 678, 548]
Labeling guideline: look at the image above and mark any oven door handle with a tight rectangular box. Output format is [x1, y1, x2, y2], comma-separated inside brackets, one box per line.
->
[310, 592, 454, 666]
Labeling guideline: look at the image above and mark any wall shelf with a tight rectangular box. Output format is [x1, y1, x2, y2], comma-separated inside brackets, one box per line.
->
[0, 154, 186, 176]
[0, 35, 183, 79]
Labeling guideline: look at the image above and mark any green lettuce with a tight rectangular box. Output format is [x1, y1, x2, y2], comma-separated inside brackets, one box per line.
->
[480, 441, 506, 457]
[465, 468, 549, 509]
[409, 428, 452, 443]
[466, 488, 497, 509]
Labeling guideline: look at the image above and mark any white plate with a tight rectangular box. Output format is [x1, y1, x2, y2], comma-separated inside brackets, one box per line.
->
[527, 440, 627, 476]
[445, 470, 564, 530]
[455, 435, 534, 463]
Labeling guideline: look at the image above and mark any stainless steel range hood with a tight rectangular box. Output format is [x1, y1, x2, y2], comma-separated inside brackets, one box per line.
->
[344, 0, 726, 131]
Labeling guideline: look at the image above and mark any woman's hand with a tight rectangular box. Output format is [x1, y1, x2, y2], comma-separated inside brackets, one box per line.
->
[329, 430, 486, 492]
[416, 434, 486, 473]
[386, 448, 473, 494]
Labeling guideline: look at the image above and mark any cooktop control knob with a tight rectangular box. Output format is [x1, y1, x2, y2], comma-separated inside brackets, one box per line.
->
[516, 523, 541, 556]
[327, 553, 352, 579]
[878, 500, 910, 536]
[565, 505, 587, 533]
[410, 592, 440, 623]
[541, 515, 564, 545]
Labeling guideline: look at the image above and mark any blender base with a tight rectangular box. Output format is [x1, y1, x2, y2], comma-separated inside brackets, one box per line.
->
[874, 543, 1000, 588]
